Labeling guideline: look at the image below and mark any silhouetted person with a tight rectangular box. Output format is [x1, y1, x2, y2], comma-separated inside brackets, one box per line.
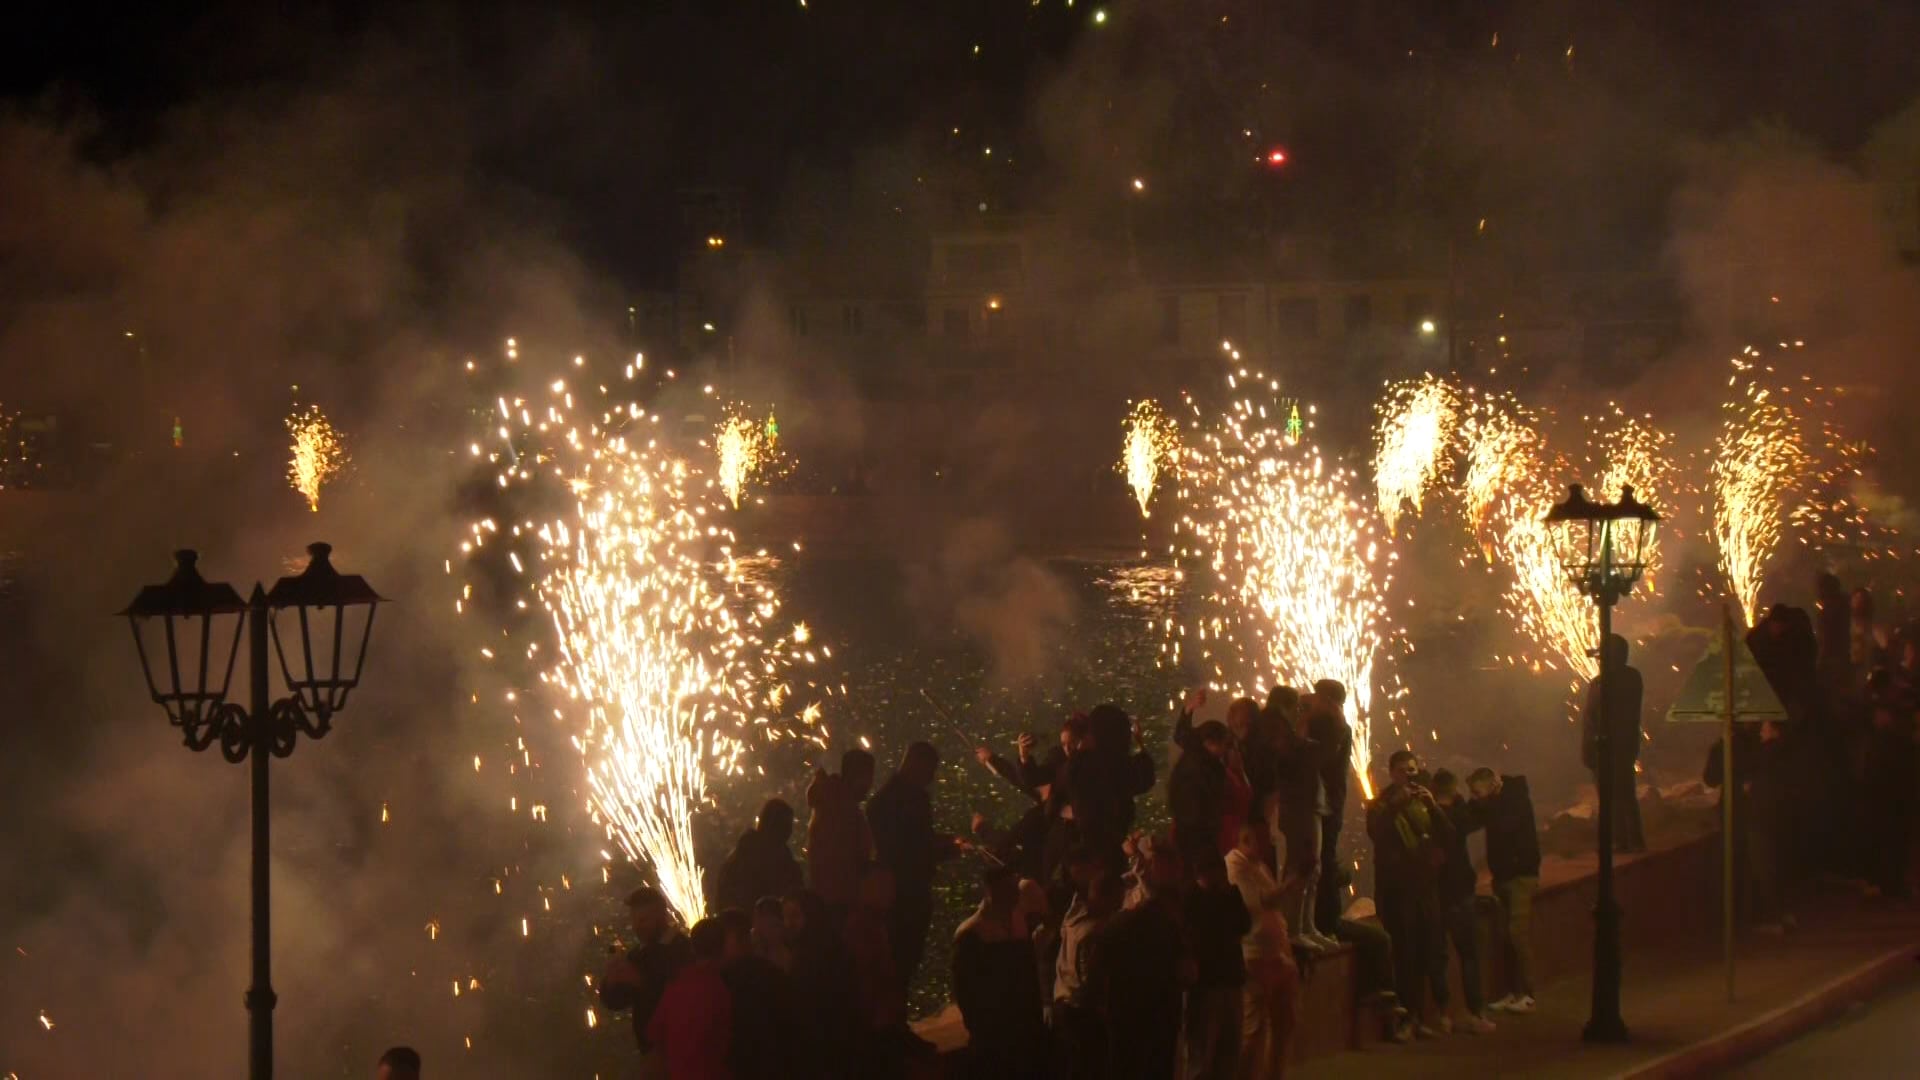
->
[601, 886, 691, 1077]
[712, 798, 804, 914]
[750, 895, 793, 973]
[374, 1046, 420, 1080]
[1184, 850, 1250, 1080]
[1053, 868, 1120, 1080]
[647, 917, 734, 1080]
[1368, 750, 1451, 1038]
[1467, 767, 1541, 1012]
[1273, 688, 1336, 951]
[1816, 573, 1852, 697]
[1431, 770, 1494, 1033]
[1582, 634, 1646, 853]
[868, 740, 962, 989]
[1705, 721, 1795, 929]
[717, 907, 803, 1080]
[782, 889, 858, 1075]
[1061, 703, 1156, 867]
[1863, 702, 1915, 899]
[952, 865, 1047, 1080]
[1308, 679, 1354, 936]
[807, 748, 875, 912]
[1091, 842, 1189, 1080]
[1170, 718, 1234, 871]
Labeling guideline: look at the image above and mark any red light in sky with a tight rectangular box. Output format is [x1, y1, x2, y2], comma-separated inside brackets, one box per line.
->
[1266, 147, 1288, 167]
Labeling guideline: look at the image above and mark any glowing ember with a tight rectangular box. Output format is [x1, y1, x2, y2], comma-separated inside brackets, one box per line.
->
[1459, 392, 1544, 552]
[1171, 374, 1393, 798]
[714, 411, 768, 509]
[286, 405, 346, 512]
[462, 375, 820, 926]
[1372, 374, 1461, 534]
[1712, 357, 1809, 626]
[1119, 399, 1180, 517]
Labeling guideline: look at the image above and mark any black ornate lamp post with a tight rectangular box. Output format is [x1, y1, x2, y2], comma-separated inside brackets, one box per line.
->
[120, 543, 382, 1079]
[1544, 484, 1660, 1044]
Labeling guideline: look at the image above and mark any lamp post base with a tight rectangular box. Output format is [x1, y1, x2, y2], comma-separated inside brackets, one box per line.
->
[1582, 1015, 1630, 1044]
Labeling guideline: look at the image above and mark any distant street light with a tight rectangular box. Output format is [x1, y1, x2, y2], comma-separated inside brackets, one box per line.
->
[120, 543, 383, 1079]
[1419, 319, 1437, 335]
[1543, 485, 1660, 1044]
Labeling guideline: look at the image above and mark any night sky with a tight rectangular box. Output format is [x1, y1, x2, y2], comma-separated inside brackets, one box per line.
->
[7, 0, 1917, 287]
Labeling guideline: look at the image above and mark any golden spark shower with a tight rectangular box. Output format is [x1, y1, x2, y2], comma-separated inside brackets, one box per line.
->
[286, 404, 345, 511]
[1373, 374, 1461, 534]
[1120, 399, 1180, 516]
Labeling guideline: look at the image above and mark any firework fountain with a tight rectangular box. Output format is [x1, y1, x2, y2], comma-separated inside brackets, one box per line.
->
[1120, 399, 1180, 516]
[286, 404, 346, 511]
[459, 374, 822, 926]
[1171, 374, 1394, 797]
[1711, 356, 1811, 626]
[714, 411, 768, 510]
[1372, 374, 1461, 534]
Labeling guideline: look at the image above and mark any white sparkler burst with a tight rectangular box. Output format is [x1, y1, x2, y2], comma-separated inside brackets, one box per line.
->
[1171, 374, 1394, 797]
[1373, 374, 1461, 534]
[461, 373, 822, 926]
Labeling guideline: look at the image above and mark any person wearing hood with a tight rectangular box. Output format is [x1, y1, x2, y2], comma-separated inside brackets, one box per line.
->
[1581, 634, 1646, 854]
[952, 865, 1047, 1079]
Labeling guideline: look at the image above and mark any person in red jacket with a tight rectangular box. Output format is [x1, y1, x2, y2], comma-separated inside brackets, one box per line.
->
[646, 917, 735, 1080]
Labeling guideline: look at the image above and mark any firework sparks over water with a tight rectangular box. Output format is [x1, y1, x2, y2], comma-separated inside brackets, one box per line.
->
[1711, 356, 1810, 626]
[1119, 399, 1180, 516]
[1372, 374, 1461, 534]
[1171, 373, 1394, 797]
[286, 404, 345, 511]
[458, 371, 823, 927]
[714, 410, 768, 509]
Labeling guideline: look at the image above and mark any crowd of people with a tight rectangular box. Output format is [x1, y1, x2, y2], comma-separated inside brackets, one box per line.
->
[1703, 576, 1920, 931]
[595, 681, 1549, 1079]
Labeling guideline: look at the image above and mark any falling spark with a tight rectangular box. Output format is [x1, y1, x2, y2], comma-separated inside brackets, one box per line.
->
[1171, 376, 1394, 797]
[464, 368, 821, 927]
[38, 1010, 54, 1031]
[1372, 374, 1461, 534]
[1712, 359, 1809, 625]
[286, 404, 346, 511]
[1119, 399, 1180, 516]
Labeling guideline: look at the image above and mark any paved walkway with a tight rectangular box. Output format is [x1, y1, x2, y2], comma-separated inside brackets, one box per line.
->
[1293, 889, 1920, 1079]
[1742, 969, 1920, 1077]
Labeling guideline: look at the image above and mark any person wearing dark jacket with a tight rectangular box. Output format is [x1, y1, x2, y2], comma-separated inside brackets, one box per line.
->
[1862, 700, 1914, 899]
[1169, 719, 1234, 871]
[1467, 768, 1541, 1011]
[952, 865, 1047, 1080]
[1431, 771, 1495, 1033]
[1273, 691, 1336, 952]
[717, 908, 804, 1080]
[1308, 680, 1354, 937]
[1089, 844, 1190, 1080]
[867, 741, 963, 988]
[1367, 750, 1451, 1037]
[1582, 634, 1646, 853]
[1183, 852, 1252, 1080]
[1704, 721, 1796, 928]
[711, 798, 804, 915]
[1061, 704, 1156, 867]
[600, 886, 692, 1076]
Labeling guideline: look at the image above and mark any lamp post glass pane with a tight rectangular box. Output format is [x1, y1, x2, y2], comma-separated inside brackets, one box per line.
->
[1554, 516, 1599, 583]
[269, 601, 376, 714]
[130, 609, 243, 724]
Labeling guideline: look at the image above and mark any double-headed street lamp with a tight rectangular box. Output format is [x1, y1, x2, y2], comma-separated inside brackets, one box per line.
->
[1544, 484, 1660, 1044]
[120, 543, 383, 1080]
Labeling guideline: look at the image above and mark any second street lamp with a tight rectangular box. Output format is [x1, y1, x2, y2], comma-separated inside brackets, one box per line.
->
[120, 542, 383, 1080]
[1544, 483, 1660, 1044]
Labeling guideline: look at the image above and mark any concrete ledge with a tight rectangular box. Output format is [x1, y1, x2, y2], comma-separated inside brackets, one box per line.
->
[1618, 946, 1920, 1079]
